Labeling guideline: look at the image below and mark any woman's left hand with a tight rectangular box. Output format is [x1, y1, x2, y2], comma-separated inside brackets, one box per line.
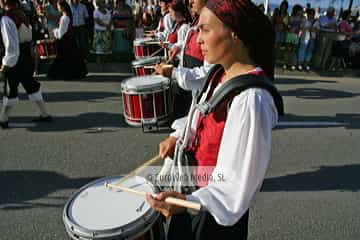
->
[146, 191, 186, 218]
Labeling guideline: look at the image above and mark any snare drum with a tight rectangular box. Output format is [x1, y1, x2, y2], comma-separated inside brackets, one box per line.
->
[132, 56, 164, 76]
[63, 176, 164, 240]
[133, 38, 163, 59]
[121, 75, 171, 127]
[37, 39, 57, 59]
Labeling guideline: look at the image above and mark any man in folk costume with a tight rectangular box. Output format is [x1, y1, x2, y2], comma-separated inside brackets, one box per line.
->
[0, 0, 52, 129]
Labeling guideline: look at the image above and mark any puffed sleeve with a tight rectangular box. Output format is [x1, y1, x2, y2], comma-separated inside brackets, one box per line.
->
[1, 16, 19, 67]
[172, 61, 212, 91]
[54, 16, 70, 39]
[187, 88, 278, 226]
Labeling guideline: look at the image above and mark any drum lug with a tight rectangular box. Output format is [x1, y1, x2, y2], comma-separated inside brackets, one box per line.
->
[142, 119, 159, 132]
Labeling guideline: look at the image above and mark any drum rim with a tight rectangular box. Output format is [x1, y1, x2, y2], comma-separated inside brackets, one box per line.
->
[63, 175, 160, 239]
[131, 56, 164, 66]
[121, 76, 170, 92]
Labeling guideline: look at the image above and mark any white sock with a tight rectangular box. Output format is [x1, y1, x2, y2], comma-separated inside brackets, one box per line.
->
[35, 100, 49, 117]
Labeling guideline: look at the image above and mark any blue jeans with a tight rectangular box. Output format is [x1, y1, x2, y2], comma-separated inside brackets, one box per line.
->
[298, 38, 315, 65]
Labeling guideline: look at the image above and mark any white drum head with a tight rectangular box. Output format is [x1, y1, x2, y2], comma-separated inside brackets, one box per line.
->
[64, 176, 158, 238]
[121, 76, 170, 93]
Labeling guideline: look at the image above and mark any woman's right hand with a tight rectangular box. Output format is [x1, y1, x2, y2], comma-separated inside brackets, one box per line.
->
[159, 136, 177, 158]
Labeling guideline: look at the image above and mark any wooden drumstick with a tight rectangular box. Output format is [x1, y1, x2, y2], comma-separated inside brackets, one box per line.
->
[149, 47, 164, 58]
[104, 183, 202, 211]
[114, 155, 163, 185]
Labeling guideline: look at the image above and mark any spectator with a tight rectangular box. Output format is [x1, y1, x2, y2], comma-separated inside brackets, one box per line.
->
[283, 4, 304, 70]
[319, 6, 337, 32]
[297, 8, 319, 70]
[91, 0, 112, 70]
[70, 0, 89, 59]
[45, 0, 61, 38]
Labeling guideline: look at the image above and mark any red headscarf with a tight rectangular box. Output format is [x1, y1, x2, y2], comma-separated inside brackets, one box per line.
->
[204, 0, 275, 81]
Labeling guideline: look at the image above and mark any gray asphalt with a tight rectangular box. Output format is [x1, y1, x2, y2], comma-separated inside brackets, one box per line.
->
[0, 63, 359, 239]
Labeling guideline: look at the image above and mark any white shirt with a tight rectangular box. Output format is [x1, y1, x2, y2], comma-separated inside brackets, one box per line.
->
[155, 13, 175, 41]
[53, 15, 70, 39]
[171, 61, 212, 91]
[70, 3, 89, 27]
[93, 9, 112, 31]
[1, 16, 19, 67]
[171, 69, 279, 226]
[167, 23, 190, 50]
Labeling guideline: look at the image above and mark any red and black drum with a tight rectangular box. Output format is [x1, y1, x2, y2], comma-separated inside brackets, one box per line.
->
[132, 56, 164, 76]
[121, 75, 171, 127]
[133, 38, 163, 59]
[37, 39, 57, 59]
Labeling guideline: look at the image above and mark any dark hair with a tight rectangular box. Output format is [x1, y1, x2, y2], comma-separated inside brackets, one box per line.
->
[58, 0, 73, 22]
[306, 8, 315, 17]
[291, 4, 303, 17]
[169, 0, 192, 22]
[4, 0, 20, 7]
[341, 10, 351, 20]
[279, 0, 288, 16]
[230, 1, 276, 81]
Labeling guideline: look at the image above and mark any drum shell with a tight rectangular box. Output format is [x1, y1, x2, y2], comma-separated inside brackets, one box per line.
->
[63, 176, 164, 240]
[121, 76, 171, 126]
[37, 39, 57, 59]
[131, 56, 164, 76]
[133, 39, 163, 59]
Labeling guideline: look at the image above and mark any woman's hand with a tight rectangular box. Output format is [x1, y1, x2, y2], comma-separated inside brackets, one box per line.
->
[146, 191, 186, 218]
[154, 63, 173, 78]
[158, 136, 177, 158]
[168, 46, 181, 60]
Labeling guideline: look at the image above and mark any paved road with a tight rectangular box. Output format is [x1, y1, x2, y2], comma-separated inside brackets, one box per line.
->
[1, 64, 359, 239]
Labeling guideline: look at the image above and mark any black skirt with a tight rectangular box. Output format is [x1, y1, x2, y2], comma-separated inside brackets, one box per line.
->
[47, 33, 88, 80]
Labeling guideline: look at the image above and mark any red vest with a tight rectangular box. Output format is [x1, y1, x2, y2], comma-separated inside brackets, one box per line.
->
[191, 67, 265, 187]
[183, 17, 203, 63]
[167, 21, 185, 44]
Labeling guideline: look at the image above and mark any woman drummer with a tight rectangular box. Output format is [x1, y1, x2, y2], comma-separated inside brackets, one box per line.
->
[155, 0, 211, 119]
[146, 0, 281, 239]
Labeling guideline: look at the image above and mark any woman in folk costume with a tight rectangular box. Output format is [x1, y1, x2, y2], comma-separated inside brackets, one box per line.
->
[146, 0, 283, 239]
[47, 0, 88, 80]
[0, 0, 52, 129]
[145, 0, 174, 41]
[155, 0, 210, 119]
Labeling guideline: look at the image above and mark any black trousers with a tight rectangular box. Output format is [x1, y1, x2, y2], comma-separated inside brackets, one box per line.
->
[4, 43, 40, 99]
[167, 210, 249, 240]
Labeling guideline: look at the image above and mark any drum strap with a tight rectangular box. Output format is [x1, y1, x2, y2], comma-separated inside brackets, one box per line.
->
[195, 64, 284, 117]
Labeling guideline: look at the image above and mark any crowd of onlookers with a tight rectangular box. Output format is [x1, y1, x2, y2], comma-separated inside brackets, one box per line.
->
[8, 0, 360, 72]
[269, 0, 360, 71]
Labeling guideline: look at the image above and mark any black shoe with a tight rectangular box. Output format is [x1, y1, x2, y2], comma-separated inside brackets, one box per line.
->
[0, 121, 9, 129]
[33, 116, 53, 122]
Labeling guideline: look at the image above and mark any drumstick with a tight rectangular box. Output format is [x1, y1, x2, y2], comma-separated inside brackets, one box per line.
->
[151, 63, 173, 76]
[143, 65, 156, 69]
[149, 47, 164, 58]
[104, 183, 202, 211]
[114, 155, 163, 185]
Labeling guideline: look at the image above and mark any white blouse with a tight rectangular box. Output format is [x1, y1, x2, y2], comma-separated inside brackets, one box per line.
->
[155, 13, 175, 41]
[53, 15, 70, 39]
[93, 9, 112, 31]
[171, 70, 279, 226]
[1, 16, 19, 67]
[167, 23, 190, 51]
